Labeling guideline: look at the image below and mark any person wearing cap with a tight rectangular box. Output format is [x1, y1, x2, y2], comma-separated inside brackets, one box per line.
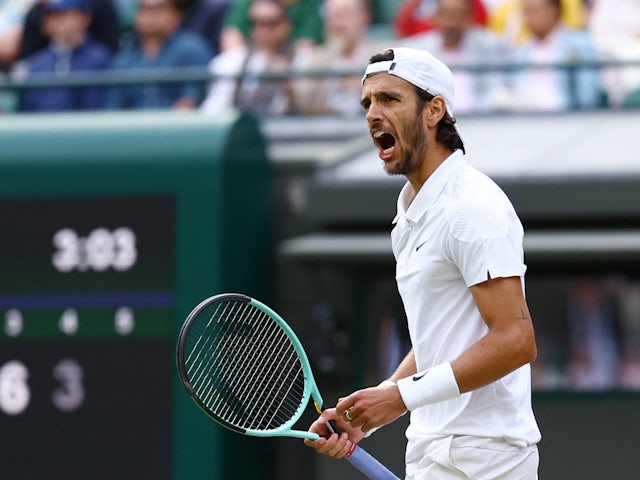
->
[16, 0, 114, 111]
[18, 0, 120, 60]
[304, 47, 541, 479]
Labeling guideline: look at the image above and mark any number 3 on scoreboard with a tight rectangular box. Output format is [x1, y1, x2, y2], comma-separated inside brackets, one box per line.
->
[0, 359, 85, 416]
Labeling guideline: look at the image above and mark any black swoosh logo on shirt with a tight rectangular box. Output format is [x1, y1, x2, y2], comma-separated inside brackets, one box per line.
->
[415, 240, 428, 252]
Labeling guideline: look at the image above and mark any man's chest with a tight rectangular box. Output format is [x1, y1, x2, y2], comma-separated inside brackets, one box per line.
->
[392, 211, 459, 290]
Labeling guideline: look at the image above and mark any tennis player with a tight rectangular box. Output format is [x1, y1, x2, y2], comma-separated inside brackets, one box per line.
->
[304, 47, 541, 479]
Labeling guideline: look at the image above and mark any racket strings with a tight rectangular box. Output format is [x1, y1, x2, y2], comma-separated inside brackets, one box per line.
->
[229, 318, 300, 427]
[188, 301, 261, 412]
[190, 301, 256, 404]
[245, 336, 304, 429]
[221, 308, 306, 430]
[184, 299, 306, 431]
[211, 310, 300, 428]
[186, 299, 241, 388]
[197, 304, 305, 430]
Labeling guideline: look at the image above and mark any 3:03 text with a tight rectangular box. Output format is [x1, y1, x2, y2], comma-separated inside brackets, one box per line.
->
[52, 227, 137, 272]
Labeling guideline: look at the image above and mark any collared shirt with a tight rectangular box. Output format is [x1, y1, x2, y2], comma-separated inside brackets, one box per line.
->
[20, 38, 112, 111]
[107, 31, 212, 109]
[391, 150, 541, 451]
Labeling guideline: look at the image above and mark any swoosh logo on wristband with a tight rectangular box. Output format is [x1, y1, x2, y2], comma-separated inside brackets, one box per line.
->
[412, 369, 430, 381]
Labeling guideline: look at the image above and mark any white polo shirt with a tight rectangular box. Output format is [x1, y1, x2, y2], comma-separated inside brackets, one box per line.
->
[391, 150, 541, 452]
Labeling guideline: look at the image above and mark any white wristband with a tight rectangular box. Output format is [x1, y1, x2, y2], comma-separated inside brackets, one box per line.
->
[396, 362, 460, 411]
[363, 380, 397, 438]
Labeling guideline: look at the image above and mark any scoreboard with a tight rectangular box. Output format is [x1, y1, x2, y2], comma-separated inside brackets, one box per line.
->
[0, 197, 174, 478]
[0, 112, 272, 479]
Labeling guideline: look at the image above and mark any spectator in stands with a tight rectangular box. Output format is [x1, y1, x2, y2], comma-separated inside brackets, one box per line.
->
[588, 0, 640, 108]
[106, 0, 212, 110]
[178, 0, 230, 57]
[201, 0, 299, 116]
[292, 0, 385, 116]
[393, 0, 488, 38]
[507, 0, 601, 111]
[19, 0, 120, 59]
[488, 0, 584, 46]
[566, 278, 620, 390]
[116, 0, 230, 56]
[0, 0, 38, 71]
[0, 0, 39, 111]
[16, 0, 113, 111]
[220, 0, 322, 53]
[402, 0, 512, 114]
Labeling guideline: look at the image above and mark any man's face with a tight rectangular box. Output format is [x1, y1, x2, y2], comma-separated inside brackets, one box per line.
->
[523, 0, 560, 39]
[248, 1, 291, 51]
[135, 0, 181, 38]
[361, 73, 429, 177]
[44, 9, 91, 44]
[433, 0, 473, 47]
[324, 0, 370, 47]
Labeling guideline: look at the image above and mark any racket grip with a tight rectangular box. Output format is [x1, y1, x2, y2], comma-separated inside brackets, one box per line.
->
[345, 445, 400, 480]
[325, 420, 399, 479]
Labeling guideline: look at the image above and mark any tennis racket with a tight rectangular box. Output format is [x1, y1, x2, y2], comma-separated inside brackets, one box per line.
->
[176, 292, 400, 480]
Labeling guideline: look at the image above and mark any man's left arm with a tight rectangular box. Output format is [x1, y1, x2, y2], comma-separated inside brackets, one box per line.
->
[452, 275, 537, 393]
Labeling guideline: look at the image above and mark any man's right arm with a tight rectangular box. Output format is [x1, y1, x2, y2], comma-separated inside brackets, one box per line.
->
[388, 348, 417, 383]
[333, 349, 416, 434]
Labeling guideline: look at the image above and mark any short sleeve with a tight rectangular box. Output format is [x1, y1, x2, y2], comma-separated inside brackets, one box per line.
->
[445, 199, 526, 287]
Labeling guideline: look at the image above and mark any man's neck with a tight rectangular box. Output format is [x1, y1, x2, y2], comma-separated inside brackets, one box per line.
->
[407, 146, 454, 193]
[141, 35, 166, 57]
[52, 32, 87, 51]
[441, 29, 466, 50]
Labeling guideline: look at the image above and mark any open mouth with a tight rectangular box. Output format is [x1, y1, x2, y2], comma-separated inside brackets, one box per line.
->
[373, 131, 396, 157]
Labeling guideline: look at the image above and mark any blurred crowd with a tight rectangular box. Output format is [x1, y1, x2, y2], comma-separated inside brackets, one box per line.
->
[0, 0, 639, 114]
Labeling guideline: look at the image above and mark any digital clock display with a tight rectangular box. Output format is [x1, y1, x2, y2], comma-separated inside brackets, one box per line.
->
[0, 196, 174, 479]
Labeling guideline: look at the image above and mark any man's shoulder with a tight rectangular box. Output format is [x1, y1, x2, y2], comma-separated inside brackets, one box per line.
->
[441, 165, 516, 239]
[76, 38, 113, 65]
[25, 47, 54, 71]
[447, 163, 507, 205]
[555, 26, 599, 56]
[168, 30, 213, 59]
[111, 44, 141, 69]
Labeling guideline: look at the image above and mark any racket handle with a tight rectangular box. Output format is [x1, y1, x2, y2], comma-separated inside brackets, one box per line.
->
[325, 420, 399, 480]
[346, 445, 401, 480]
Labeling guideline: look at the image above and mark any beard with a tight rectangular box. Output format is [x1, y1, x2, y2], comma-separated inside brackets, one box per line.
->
[384, 118, 429, 177]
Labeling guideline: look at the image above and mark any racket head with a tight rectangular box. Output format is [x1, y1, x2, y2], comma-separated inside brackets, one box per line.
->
[177, 293, 322, 439]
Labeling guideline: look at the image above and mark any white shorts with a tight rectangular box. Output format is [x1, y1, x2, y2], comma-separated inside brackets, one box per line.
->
[406, 435, 539, 480]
